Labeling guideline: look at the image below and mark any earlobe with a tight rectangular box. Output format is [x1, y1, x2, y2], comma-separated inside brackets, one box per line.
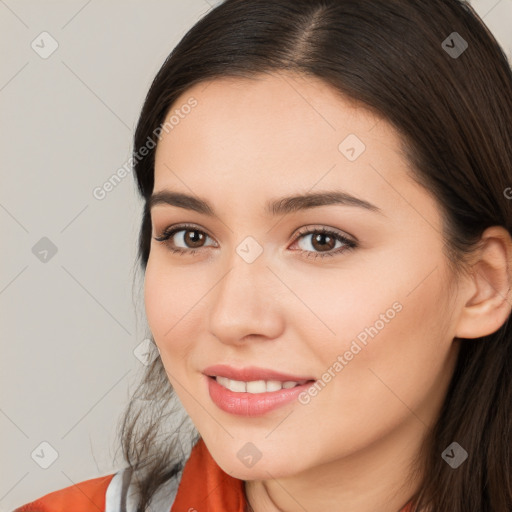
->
[454, 226, 512, 340]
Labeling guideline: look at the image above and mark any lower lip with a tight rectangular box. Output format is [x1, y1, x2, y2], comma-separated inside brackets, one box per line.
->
[206, 375, 315, 416]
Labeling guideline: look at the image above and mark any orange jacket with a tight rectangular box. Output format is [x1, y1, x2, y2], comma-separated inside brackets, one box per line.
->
[13, 438, 414, 511]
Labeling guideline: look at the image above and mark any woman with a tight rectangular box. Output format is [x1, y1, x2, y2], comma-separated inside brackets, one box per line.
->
[14, 0, 512, 511]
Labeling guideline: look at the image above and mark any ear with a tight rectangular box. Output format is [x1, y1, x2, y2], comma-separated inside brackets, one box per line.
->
[455, 226, 512, 339]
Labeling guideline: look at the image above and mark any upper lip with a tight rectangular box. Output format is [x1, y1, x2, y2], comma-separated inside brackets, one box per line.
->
[203, 364, 316, 383]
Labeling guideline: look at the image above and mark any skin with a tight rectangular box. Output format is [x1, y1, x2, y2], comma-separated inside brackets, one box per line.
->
[144, 71, 512, 512]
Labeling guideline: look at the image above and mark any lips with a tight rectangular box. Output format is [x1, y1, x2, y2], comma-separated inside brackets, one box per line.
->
[202, 364, 316, 382]
[206, 374, 316, 416]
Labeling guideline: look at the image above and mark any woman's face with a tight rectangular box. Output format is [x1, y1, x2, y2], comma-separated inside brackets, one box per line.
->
[144, 72, 464, 482]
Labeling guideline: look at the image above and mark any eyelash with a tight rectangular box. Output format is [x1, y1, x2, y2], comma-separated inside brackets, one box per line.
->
[153, 223, 357, 260]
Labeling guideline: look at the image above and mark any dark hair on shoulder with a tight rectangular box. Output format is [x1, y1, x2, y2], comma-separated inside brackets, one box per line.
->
[115, 1, 512, 510]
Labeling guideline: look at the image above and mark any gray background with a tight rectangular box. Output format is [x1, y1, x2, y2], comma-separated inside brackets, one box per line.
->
[1, 0, 511, 509]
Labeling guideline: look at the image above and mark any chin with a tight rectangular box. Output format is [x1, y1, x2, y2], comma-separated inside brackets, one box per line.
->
[213, 449, 297, 481]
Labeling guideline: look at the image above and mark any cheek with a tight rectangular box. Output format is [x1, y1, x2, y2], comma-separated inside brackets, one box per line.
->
[315, 269, 452, 430]
[305, 244, 454, 414]
[143, 258, 168, 340]
[143, 256, 199, 356]
[317, 239, 451, 365]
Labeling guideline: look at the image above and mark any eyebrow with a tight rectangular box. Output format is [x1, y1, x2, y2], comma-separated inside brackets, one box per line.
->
[148, 190, 383, 216]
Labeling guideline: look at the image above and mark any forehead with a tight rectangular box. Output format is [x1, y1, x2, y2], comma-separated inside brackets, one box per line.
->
[155, 72, 394, 169]
[152, 72, 437, 226]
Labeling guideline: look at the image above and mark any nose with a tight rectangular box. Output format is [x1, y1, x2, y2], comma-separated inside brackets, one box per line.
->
[208, 248, 284, 346]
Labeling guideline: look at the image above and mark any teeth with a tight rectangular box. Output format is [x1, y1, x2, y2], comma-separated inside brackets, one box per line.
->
[215, 376, 303, 393]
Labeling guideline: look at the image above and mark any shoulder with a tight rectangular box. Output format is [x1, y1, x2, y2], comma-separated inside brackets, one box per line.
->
[106, 466, 183, 512]
[12, 473, 115, 512]
[12, 467, 184, 512]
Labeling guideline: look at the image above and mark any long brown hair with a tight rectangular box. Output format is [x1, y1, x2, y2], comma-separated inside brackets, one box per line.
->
[116, 1, 512, 510]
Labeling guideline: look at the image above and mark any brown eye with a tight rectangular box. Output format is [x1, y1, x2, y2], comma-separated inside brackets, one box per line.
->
[292, 226, 357, 260]
[309, 232, 337, 252]
[153, 224, 215, 255]
[181, 229, 206, 248]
